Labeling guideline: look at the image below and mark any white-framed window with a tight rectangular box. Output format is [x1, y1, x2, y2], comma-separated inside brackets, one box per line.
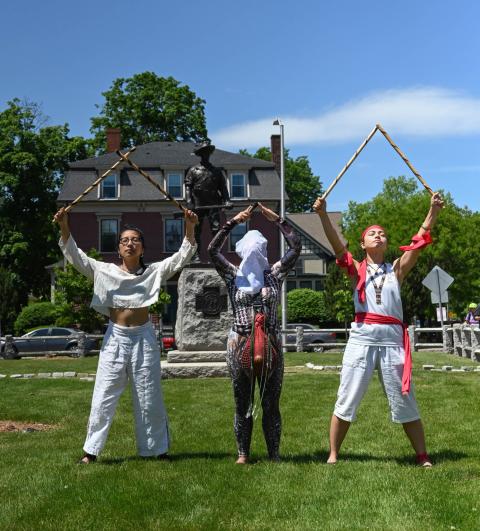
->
[167, 172, 183, 199]
[230, 173, 246, 199]
[229, 222, 248, 252]
[100, 174, 118, 199]
[100, 219, 119, 252]
[164, 219, 184, 252]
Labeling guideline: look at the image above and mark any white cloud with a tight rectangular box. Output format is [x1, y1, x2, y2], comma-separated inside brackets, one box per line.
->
[211, 87, 480, 149]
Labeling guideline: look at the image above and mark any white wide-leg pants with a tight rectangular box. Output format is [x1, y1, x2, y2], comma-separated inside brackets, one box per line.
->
[83, 321, 169, 457]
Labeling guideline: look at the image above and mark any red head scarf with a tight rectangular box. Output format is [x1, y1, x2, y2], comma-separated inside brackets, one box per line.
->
[361, 225, 387, 242]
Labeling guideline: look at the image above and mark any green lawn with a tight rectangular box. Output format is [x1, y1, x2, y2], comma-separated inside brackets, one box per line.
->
[0, 352, 479, 530]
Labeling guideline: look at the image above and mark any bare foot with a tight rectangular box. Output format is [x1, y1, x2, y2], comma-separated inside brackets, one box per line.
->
[78, 453, 96, 464]
[327, 454, 337, 464]
[236, 456, 249, 465]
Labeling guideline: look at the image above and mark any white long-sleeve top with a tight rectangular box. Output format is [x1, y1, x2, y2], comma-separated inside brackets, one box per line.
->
[59, 235, 197, 316]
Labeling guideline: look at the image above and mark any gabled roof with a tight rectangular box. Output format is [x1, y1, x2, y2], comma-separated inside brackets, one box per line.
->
[286, 212, 345, 256]
[58, 142, 281, 202]
[69, 142, 274, 169]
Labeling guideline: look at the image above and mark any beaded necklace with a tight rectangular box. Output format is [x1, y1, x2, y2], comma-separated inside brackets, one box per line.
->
[368, 263, 386, 305]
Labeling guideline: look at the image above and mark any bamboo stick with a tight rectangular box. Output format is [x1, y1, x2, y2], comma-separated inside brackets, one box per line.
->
[376, 123, 434, 196]
[320, 125, 379, 200]
[64, 147, 136, 213]
[116, 150, 186, 212]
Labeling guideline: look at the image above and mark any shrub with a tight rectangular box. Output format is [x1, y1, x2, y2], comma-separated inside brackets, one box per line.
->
[287, 288, 328, 324]
[14, 302, 59, 335]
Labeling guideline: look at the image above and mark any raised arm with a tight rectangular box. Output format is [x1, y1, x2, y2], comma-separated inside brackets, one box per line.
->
[53, 207, 71, 244]
[394, 192, 444, 283]
[258, 203, 301, 278]
[207, 209, 252, 280]
[157, 209, 198, 279]
[53, 207, 100, 280]
[313, 197, 348, 258]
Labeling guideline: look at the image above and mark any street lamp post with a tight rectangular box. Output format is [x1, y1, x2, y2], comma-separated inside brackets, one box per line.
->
[273, 119, 287, 353]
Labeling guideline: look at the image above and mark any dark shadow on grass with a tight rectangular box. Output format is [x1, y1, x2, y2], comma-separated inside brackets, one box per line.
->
[280, 451, 385, 463]
[395, 449, 468, 466]
[99, 452, 232, 465]
[90, 449, 470, 466]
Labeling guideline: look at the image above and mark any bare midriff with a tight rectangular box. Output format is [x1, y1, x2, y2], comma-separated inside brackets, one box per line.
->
[109, 307, 150, 327]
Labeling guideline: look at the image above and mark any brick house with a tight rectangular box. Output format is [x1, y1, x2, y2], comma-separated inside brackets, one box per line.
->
[55, 131, 340, 324]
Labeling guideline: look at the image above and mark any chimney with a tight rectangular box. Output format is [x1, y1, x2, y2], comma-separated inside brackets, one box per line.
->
[271, 134, 281, 174]
[106, 128, 121, 153]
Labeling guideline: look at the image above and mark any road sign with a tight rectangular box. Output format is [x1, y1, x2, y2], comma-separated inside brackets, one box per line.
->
[422, 266, 454, 295]
[431, 291, 449, 304]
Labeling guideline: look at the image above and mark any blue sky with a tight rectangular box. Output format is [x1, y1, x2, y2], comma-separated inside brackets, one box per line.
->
[1, 0, 479, 212]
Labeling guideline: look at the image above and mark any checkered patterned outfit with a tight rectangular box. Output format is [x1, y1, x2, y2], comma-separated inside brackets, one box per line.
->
[208, 218, 301, 458]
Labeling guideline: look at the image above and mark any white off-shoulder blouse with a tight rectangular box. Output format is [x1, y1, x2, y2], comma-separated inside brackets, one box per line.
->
[59, 235, 197, 316]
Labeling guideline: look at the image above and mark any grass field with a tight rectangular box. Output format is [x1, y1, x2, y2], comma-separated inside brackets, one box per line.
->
[1, 352, 479, 530]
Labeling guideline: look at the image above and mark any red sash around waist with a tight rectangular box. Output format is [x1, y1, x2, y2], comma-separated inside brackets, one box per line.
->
[354, 312, 412, 395]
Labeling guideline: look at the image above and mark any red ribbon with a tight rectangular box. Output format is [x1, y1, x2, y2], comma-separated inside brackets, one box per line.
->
[242, 313, 271, 376]
[336, 252, 368, 304]
[399, 231, 432, 251]
[355, 312, 412, 395]
[336, 251, 356, 278]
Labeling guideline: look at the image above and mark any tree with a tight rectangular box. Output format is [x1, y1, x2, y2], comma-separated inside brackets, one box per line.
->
[0, 99, 90, 314]
[323, 261, 354, 330]
[340, 176, 480, 322]
[90, 72, 208, 152]
[0, 267, 21, 334]
[239, 147, 323, 212]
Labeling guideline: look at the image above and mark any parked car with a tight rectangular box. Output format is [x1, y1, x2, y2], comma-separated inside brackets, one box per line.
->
[1, 327, 96, 357]
[285, 323, 336, 352]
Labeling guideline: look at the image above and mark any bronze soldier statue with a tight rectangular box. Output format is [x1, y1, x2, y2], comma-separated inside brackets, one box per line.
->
[185, 142, 232, 259]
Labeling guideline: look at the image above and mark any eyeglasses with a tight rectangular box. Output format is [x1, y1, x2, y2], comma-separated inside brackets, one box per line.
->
[119, 237, 142, 245]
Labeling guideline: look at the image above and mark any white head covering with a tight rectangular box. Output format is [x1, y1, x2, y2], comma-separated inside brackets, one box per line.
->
[234, 230, 269, 294]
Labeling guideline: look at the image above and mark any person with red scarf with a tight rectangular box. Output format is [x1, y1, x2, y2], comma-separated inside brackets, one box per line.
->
[313, 192, 444, 467]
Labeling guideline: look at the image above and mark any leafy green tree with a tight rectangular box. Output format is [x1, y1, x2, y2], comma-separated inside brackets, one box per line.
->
[239, 147, 322, 212]
[287, 288, 328, 324]
[54, 249, 106, 333]
[323, 261, 355, 329]
[90, 72, 208, 152]
[0, 267, 21, 334]
[340, 176, 480, 322]
[0, 99, 90, 313]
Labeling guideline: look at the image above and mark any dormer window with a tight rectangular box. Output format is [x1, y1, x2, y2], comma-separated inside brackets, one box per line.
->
[231, 173, 246, 199]
[101, 174, 118, 199]
[167, 172, 183, 199]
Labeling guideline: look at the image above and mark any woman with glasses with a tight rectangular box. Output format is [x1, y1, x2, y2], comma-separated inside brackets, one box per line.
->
[53, 207, 198, 463]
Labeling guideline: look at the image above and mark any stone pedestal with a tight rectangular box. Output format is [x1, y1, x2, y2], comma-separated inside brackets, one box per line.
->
[168, 267, 231, 363]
